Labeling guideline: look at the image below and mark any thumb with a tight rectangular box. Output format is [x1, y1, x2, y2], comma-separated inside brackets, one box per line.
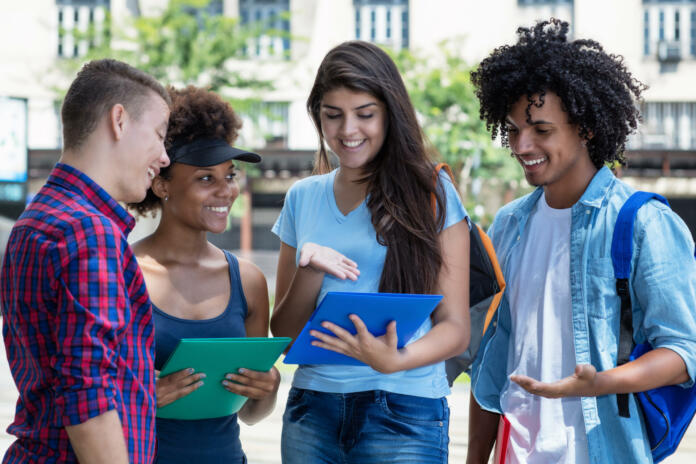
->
[298, 249, 313, 267]
[385, 320, 398, 348]
[574, 364, 596, 380]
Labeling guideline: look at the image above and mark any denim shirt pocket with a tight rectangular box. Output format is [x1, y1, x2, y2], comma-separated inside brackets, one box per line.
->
[586, 257, 620, 320]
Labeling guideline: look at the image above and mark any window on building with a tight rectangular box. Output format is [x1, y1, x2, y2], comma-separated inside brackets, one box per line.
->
[354, 0, 409, 50]
[239, 0, 290, 59]
[643, 1, 696, 61]
[401, 8, 409, 49]
[355, 8, 361, 39]
[181, 0, 223, 18]
[637, 102, 696, 149]
[370, 9, 376, 42]
[56, 0, 110, 58]
[690, 102, 696, 148]
[691, 9, 696, 55]
[205, 0, 223, 15]
[517, 0, 572, 4]
[386, 9, 391, 39]
[249, 102, 289, 149]
[660, 9, 666, 39]
[645, 10, 651, 55]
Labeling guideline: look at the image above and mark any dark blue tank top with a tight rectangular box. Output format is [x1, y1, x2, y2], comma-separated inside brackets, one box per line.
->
[153, 251, 248, 464]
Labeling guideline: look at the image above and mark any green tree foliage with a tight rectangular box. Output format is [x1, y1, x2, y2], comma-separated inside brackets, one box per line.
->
[391, 41, 525, 223]
[60, 0, 284, 109]
[127, 0, 273, 93]
[57, 0, 291, 220]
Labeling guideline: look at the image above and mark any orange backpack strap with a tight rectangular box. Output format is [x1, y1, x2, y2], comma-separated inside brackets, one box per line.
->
[432, 163, 505, 336]
[475, 224, 506, 335]
[431, 163, 455, 215]
[438, 162, 508, 385]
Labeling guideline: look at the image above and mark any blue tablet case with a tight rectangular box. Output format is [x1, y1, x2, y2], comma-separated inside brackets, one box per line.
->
[283, 292, 443, 365]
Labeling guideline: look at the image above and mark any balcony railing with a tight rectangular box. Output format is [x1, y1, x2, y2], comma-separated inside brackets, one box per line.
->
[622, 149, 696, 177]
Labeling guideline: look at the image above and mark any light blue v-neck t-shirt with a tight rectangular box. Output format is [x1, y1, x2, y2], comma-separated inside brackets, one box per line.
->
[272, 168, 469, 398]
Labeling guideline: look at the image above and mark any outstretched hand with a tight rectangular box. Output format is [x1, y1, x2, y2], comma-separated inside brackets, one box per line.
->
[510, 364, 600, 398]
[298, 243, 359, 281]
[310, 314, 403, 374]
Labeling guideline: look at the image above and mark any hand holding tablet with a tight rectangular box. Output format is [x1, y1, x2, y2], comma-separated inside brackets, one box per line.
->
[283, 292, 443, 366]
[157, 337, 291, 420]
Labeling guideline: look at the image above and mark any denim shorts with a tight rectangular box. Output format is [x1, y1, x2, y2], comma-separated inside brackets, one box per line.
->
[281, 387, 450, 464]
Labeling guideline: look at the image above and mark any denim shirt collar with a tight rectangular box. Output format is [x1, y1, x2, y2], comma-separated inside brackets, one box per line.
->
[510, 166, 615, 227]
[577, 166, 615, 209]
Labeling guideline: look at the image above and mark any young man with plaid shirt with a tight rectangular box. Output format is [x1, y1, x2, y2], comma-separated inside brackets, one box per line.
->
[1, 59, 170, 463]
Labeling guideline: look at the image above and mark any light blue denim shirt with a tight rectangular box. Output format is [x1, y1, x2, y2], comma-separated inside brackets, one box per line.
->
[470, 166, 696, 464]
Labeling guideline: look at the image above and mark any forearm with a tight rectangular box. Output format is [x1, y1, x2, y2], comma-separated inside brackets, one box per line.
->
[466, 392, 499, 464]
[515, 347, 692, 399]
[65, 409, 128, 464]
[270, 266, 324, 339]
[594, 347, 689, 395]
[382, 218, 470, 372]
[388, 316, 470, 373]
[238, 391, 278, 426]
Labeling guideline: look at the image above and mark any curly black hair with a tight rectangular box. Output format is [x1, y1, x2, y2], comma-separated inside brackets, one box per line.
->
[128, 85, 242, 216]
[471, 18, 647, 168]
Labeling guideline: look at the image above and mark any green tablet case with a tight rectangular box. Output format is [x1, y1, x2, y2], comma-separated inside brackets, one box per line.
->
[156, 337, 292, 420]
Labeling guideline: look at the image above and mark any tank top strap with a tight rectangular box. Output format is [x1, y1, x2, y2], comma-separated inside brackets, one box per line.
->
[222, 250, 248, 320]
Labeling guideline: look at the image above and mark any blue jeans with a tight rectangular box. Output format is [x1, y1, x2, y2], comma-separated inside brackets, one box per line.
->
[281, 388, 449, 464]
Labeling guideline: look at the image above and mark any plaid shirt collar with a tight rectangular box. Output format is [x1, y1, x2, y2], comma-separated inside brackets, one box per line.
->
[47, 162, 136, 235]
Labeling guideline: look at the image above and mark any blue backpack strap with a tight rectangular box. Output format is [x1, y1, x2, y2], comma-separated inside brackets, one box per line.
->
[611, 191, 669, 418]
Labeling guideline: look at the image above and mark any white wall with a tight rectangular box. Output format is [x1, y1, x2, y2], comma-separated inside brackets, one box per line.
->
[286, 0, 354, 149]
[409, 0, 573, 63]
[0, 0, 62, 149]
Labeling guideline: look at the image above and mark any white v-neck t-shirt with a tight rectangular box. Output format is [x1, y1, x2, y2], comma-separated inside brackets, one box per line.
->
[500, 193, 590, 464]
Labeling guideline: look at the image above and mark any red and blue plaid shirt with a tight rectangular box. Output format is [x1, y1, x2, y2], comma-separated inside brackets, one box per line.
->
[1, 163, 156, 463]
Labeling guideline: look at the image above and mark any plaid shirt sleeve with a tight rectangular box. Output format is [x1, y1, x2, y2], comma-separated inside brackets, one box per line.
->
[51, 214, 128, 426]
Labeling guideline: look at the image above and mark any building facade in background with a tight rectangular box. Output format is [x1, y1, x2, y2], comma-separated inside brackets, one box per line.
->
[1, 0, 695, 246]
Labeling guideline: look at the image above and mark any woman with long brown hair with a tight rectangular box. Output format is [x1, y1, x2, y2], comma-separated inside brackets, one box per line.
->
[270, 41, 471, 463]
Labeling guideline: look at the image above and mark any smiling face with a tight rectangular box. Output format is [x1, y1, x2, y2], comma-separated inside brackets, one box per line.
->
[158, 160, 239, 234]
[506, 91, 598, 208]
[319, 87, 387, 175]
[117, 92, 171, 203]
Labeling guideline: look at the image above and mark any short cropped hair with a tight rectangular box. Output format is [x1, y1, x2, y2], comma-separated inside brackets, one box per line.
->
[471, 19, 646, 168]
[61, 59, 170, 151]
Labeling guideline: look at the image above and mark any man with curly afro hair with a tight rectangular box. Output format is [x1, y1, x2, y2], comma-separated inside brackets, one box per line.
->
[467, 19, 696, 464]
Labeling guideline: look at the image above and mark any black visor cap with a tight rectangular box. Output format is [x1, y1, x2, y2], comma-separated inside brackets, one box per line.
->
[168, 138, 261, 167]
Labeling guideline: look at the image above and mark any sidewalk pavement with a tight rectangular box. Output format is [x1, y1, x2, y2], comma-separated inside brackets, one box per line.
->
[2, 330, 696, 463]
